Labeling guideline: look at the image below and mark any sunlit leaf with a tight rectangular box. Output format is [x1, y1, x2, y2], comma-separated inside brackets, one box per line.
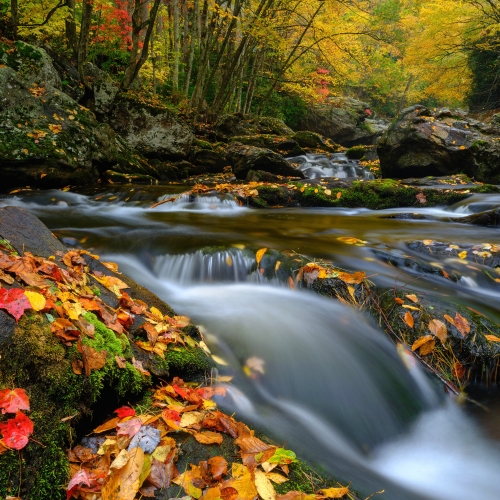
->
[411, 335, 435, 355]
[403, 311, 414, 328]
[256, 248, 267, 265]
[428, 319, 447, 343]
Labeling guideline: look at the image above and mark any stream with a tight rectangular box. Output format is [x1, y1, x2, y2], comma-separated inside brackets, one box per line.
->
[2, 156, 500, 499]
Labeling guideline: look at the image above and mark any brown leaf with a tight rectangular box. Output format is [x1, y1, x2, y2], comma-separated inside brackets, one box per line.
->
[452, 361, 466, 380]
[485, 335, 500, 342]
[454, 312, 470, 337]
[143, 322, 159, 346]
[77, 339, 107, 376]
[75, 317, 95, 338]
[115, 355, 127, 368]
[235, 436, 274, 454]
[147, 457, 176, 490]
[93, 417, 120, 433]
[416, 192, 427, 204]
[221, 487, 238, 500]
[132, 357, 150, 376]
[428, 319, 447, 343]
[0, 269, 14, 285]
[72, 359, 83, 375]
[403, 311, 414, 328]
[411, 335, 435, 355]
[336, 271, 366, 284]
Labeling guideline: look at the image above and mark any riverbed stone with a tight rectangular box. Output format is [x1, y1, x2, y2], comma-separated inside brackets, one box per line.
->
[378, 104, 500, 183]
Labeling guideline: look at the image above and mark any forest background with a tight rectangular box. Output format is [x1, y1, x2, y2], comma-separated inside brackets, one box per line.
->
[1, 0, 499, 125]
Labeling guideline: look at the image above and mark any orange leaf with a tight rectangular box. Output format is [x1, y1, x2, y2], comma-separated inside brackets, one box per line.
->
[454, 312, 470, 337]
[193, 431, 223, 445]
[452, 361, 466, 380]
[256, 248, 267, 266]
[411, 335, 435, 355]
[405, 294, 418, 303]
[403, 311, 414, 328]
[394, 297, 404, 305]
[485, 335, 500, 342]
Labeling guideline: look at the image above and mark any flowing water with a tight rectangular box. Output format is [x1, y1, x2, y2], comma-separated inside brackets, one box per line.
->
[289, 153, 375, 179]
[2, 173, 500, 499]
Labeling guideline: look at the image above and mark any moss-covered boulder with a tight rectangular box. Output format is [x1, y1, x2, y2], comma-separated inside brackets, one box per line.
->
[292, 131, 337, 152]
[214, 113, 293, 140]
[0, 207, 213, 500]
[0, 66, 157, 189]
[230, 134, 306, 156]
[107, 93, 194, 160]
[378, 105, 500, 182]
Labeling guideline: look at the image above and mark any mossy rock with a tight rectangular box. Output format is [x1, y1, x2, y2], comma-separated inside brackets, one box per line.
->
[103, 170, 159, 185]
[292, 131, 336, 152]
[345, 146, 367, 160]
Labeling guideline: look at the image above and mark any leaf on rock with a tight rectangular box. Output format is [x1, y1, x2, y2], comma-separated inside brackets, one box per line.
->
[110, 449, 130, 470]
[117, 417, 143, 439]
[443, 314, 455, 326]
[458, 251, 467, 259]
[267, 448, 297, 465]
[221, 487, 238, 500]
[394, 297, 404, 305]
[454, 312, 470, 337]
[77, 340, 107, 376]
[0, 287, 32, 321]
[405, 294, 418, 303]
[317, 487, 350, 498]
[336, 271, 366, 284]
[255, 469, 276, 500]
[102, 446, 145, 500]
[128, 425, 161, 454]
[452, 361, 466, 380]
[0, 411, 34, 450]
[411, 335, 435, 355]
[208, 456, 228, 481]
[66, 469, 93, 500]
[115, 406, 136, 419]
[0, 388, 30, 414]
[266, 473, 288, 484]
[256, 248, 267, 266]
[194, 431, 223, 445]
[485, 335, 500, 342]
[428, 319, 447, 343]
[403, 311, 414, 328]
[132, 357, 150, 376]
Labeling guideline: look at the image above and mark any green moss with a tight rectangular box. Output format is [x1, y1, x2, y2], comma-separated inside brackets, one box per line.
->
[253, 186, 293, 207]
[151, 345, 214, 381]
[81, 313, 149, 399]
[345, 146, 367, 160]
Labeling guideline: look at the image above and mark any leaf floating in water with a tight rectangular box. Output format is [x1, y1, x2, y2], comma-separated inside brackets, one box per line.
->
[428, 319, 447, 343]
[245, 356, 265, 375]
[404, 311, 414, 328]
[256, 248, 267, 266]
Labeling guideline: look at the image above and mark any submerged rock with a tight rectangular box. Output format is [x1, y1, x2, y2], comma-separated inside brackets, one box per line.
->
[378, 105, 500, 183]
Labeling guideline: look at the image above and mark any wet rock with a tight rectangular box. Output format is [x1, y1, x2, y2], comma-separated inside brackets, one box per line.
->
[107, 93, 194, 159]
[192, 148, 227, 173]
[452, 207, 500, 227]
[103, 170, 158, 185]
[378, 104, 500, 183]
[246, 170, 283, 182]
[0, 66, 155, 188]
[225, 143, 306, 180]
[84, 62, 119, 115]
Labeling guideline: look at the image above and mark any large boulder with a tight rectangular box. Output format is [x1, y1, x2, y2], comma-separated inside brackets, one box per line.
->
[378, 105, 500, 183]
[295, 96, 385, 145]
[225, 143, 305, 180]
[214, 113, 293, 140]
[0, 66, 156, 188]
[107, 94, 194, 159]
[0, 39, 61, 89]
[229, 134, 305, 156]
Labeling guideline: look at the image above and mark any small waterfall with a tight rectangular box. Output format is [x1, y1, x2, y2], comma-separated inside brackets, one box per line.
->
[289, 153, 374, 179]
[154, 193, 243, 211]
[152, 249, 281, 285]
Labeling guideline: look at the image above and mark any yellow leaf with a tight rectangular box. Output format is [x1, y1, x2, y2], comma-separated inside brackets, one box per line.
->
[256, 248, 267, 265]
[405, 294, 418, 303]
[404, 311, 414, 328]
[231, 463, 258, 500]
[102, 447, 144, 500]
[226, 255, 233, 267]
[458, 251, 467, 259]
[318, 486, 350, 498]
[443, 314, 455, 326]
[275, 261, 281, 272]
[314, 189, 319, 193]
[485, 335, 500, 342]
[336, 192, 342, 199]
[149, 306, 163, 320]
[180, 411, 204, 428]
[325, 189, 331, 196]
[24, 291, 46, 311]
[402, 305, 419, 311]
[265, 472, 289, 484]
[428, 319, 447, 343]
[423, 240, 433, 245]
[255, 469, 276, 500]
[109, 449, 130, 470]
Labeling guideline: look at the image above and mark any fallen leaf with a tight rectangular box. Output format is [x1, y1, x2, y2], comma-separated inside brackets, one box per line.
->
[416, 192, 426, 204]
[394, 297, 404, 305]
[128, 425, 161, 453]
[0, 287, 32, 321]
[411, 335, 435, 355]
[230, 463, 258, 500]
[402, 305, 419, 311]
[255, 469, 276, 500]
[403, 311, 414, 328]
[405, 294, 418, 303]
[317, 487, 350, 498]
[336, 192, 342, 200]
[115, 406, 136, 419]
[77, 340, 107, 376]
[485, 335, 500, 342]
[452, 361, 466, 380]
[94, 417, 120, 433]
[443, 314, 455, 326]
[0, 388, 30, 414]
[221, 486, 238, 500]
[208, 456, 228, 481]
[458, 251, 467, 259]
[428, 319, 447, 343]
[24, 290, 46, 311]
[256, 248, 267, 266]
[117, 417, 143, 438]
[194, 431, 224, 445]
[0, 411, 34, 450]
[266, 472, 288, 484]
[454, 312, 470, 337]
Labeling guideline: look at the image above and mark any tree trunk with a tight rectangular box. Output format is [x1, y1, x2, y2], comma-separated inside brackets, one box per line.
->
[121, 0, 162, 90]
[10, 0, 18, 38]
[77, 0, 93, 89]
[172, 0, 180, 92]
[65, 0, 78, 56]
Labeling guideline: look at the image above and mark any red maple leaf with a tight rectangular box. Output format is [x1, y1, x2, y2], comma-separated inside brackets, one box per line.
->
[66, 468, 104, 500]
[0, 411, 34, 449]
[0, 287, 32, 321]
[114, 406, 136, 419]
[0, 388, 30, 414]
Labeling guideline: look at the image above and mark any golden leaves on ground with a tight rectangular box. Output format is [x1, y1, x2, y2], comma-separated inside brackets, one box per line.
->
[411, 335, 436, 355]
[428, 319, 447, 343]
